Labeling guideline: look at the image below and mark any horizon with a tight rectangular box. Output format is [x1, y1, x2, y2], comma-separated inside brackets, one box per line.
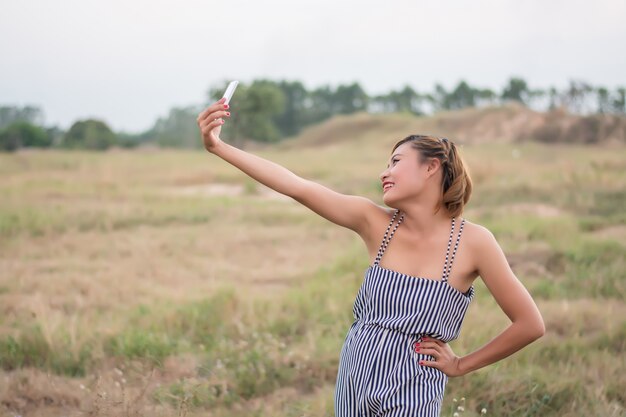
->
[1, 0, 625, 133]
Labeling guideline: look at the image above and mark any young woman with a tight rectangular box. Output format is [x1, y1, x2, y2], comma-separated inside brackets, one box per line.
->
[197, 98, 545, 416]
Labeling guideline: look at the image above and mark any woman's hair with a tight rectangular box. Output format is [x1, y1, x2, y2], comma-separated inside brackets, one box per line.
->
[392, 134, 472, 218]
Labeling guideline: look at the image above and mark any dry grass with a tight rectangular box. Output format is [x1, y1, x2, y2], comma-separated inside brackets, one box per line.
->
[1, 110, 625, 416]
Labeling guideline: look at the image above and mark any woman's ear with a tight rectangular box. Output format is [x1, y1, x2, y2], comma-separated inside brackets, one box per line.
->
[426, 158, 441, 174]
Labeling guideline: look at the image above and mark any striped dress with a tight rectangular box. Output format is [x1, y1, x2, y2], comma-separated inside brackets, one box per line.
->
[335, 209, 475, 417]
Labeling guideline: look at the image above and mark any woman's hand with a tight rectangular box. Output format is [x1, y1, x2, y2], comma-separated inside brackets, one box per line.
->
[415, 336, 465, 377]
[197, 97, 231, 152]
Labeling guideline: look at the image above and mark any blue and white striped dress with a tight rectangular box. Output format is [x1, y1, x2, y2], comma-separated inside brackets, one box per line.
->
[335, 209, 475, 416]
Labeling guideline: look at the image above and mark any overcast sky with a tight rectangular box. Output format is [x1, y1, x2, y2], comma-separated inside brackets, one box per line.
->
[1, 0, 625, 133]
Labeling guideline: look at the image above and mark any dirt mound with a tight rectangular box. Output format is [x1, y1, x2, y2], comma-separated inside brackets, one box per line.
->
[425, 103, 545, 144]
[529, 107, 626, 145]
[282, 103, 626, 147]
[278, 112, 417, 149]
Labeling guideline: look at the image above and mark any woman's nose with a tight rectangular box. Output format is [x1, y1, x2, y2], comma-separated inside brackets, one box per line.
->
[380, 168, 389, 181]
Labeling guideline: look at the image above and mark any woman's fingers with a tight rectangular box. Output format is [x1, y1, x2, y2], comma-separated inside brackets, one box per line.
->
[421, 336, 442, 344]
[414, 339, 443, 356]
[416, 346, 440, 356]
[199, 110, 230, 129]
[200, 116, 225, 135]
[197, 97, 228, 123]
[416, 338, 441, 348]
[414, 337, 462, 376]
[419, 359, 439, 368]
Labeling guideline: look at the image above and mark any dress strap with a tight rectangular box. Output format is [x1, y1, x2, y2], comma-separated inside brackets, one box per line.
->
[441, 217, 465, 282]
[374, 209, 404, 266]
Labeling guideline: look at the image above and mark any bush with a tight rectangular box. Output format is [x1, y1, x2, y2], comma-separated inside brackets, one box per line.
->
[0, 121, 51, 151]
[62, 119, 117, 150]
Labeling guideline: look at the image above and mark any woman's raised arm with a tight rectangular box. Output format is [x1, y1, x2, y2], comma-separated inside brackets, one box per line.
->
[197, 98, 383, 234]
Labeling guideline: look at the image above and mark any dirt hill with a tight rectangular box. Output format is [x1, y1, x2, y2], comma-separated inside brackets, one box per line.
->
[279, 103, 626, 148]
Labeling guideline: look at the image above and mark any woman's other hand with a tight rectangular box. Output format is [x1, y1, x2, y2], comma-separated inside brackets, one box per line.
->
[415, 336, 465, 377]
[197, 97, 231, 152]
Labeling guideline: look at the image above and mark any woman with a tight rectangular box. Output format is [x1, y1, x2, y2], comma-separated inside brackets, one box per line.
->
[197, 98, 545, 416]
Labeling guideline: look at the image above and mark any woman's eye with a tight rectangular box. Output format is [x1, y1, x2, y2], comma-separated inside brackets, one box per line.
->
[392, 158, 399, 165]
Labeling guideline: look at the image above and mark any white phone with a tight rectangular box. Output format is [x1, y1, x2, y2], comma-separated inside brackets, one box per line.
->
[222, 81, 239, 105]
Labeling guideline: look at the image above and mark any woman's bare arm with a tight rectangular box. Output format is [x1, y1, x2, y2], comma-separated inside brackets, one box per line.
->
[457, 226, 545, 375]
[197, 99, 383, 234]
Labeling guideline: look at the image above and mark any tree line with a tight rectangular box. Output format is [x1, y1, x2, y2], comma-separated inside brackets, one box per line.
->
[1, 77, 624, 151]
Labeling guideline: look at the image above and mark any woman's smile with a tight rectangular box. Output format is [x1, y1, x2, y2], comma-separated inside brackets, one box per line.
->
[382, 181, 395, 192]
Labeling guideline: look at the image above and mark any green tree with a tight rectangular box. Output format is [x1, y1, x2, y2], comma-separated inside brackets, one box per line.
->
[62, 119, 117, 150]
[547, 87, 560, 110]
[446, 80, 477, 109]
[596, 87, 610, 114]
[303, 85, 334, 124]
[430, 83, 449, 111]
[612, 87, 626, 114]
[274, 80, 308, 137]
[45, 126, 65, 147]
[524, 88, 546, 108]
[334, 82, 368, 114]
[0, 105, 44, 130]
[0, 121, 50, 151]
[374, 85, 423, 115]
[475, 88, 497, 107]
[501, 77, 530, 104]
[148, 106, 201, 148]
[209, 80, 286, 147]
[563, 80, 593, 113]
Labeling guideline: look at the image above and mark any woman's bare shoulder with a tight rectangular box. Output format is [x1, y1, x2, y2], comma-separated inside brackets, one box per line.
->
[460, 218, 498, 248]
[365, 204, 397, 231]
[358, 204, 400, 250]
[459, 218, 504, 277]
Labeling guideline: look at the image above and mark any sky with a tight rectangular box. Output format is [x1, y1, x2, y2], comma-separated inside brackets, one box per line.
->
[1, 0, 625, 133]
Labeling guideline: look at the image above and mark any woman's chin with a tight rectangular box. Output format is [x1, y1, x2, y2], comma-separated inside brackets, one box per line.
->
[382, 193, 399, 207]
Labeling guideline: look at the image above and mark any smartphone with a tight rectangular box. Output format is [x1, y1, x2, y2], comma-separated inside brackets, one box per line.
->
[222, 81, 239, 105]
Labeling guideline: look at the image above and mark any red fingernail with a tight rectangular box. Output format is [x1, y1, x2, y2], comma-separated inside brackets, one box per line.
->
[224, 104, 229, 109]
[226, 112, 230, 116]
[419, 361, 424, 365]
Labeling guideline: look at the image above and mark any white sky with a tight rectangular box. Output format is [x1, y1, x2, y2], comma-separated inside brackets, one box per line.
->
[1, 0, 625, 133]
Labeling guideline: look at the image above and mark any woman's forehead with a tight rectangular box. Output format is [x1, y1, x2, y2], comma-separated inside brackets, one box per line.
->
[391, 142, 417, 156]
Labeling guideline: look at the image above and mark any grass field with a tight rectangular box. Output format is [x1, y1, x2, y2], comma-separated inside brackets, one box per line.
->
[0, 115, 625, 416]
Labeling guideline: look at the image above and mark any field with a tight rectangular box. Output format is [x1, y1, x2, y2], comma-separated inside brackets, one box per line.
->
[1, 112, 625, 416]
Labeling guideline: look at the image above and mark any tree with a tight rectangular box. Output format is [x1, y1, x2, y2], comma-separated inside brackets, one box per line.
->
[446, 80, 477, 110]
[0, 105, 45, 130]
[208, 80, 286, 147]
[501, 77, 530, 104]
[612, 87, 626, 114]
[303, 85, 334, 124]
[526, 88, 546, 109]
[334, 82, 368, 114]
[274, 80, 308, 137]
[0, 121, 50, 151]
[563, 80, 593, 113]
[62, 119, 117, 150]
[596, 87, 610, 114]
[547, 87, 560, 110]
[430, 83, 449, 111]
[148, 106, 201, 148]
[374, 85, 423, 115]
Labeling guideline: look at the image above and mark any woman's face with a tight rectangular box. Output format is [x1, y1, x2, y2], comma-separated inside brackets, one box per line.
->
[380, 142, 429, 206]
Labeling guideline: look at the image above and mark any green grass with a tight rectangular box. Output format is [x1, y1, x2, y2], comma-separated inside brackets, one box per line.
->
[0, 135, 625, 416]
